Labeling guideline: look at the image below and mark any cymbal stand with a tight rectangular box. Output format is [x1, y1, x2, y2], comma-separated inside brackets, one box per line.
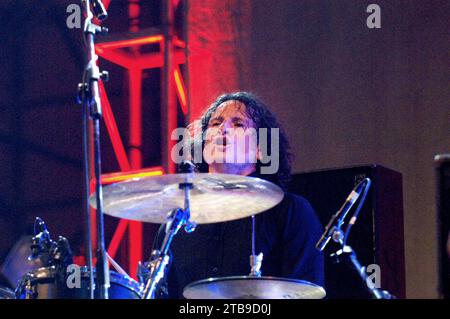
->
[249, 215, 263, 277]
[141, 174, 197, 299]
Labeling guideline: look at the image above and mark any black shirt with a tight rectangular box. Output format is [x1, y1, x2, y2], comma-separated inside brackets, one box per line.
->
[163, 188, 325, 299]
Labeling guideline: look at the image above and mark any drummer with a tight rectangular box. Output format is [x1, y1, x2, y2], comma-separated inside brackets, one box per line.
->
[159, 91, 325, 298]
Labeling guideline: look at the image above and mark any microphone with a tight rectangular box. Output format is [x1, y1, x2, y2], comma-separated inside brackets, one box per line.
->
[92, 0, 108, 21]
[315, 178, 370, 251]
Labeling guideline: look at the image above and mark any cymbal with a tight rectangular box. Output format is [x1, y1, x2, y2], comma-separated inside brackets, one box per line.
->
[90, 173, 284, 224]
[183, 276, 326, 299]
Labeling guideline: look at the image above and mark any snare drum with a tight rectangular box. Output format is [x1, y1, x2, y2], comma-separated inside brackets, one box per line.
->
[16, 266, 142, 299]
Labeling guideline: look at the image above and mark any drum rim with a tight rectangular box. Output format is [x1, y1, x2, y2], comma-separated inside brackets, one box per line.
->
[79, 266, 143, 296]
[17, 266, 143, 297]
[20, 266, 58, 282]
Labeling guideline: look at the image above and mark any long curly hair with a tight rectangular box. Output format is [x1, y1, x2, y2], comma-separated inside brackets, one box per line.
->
[189, 92, 293, 190]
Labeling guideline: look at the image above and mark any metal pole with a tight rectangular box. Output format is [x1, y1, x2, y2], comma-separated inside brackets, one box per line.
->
[79, 0, 110, 299]
[162, 0, 177, 174]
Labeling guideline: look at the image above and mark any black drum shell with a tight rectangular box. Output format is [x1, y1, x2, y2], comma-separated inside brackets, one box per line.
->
[16, 266, 142, 299]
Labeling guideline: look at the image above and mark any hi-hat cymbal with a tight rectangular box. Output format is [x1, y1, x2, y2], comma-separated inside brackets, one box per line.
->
[183, 276, 326, 299]
[90, 173, 284, 224]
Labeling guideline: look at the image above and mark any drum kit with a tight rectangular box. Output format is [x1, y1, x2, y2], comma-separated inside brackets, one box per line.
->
[0, 168, 326, 300]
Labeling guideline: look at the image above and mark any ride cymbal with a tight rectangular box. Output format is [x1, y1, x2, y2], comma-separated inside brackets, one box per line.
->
[90, 173, 284, 224]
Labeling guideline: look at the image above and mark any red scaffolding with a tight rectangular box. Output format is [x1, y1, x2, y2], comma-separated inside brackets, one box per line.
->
[89, 0, 189, 279]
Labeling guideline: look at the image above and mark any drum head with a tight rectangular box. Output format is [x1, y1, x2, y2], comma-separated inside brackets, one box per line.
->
[183, 276, 326, 299]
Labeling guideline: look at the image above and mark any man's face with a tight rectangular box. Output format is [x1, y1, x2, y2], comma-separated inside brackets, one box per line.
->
[204, 100, 259, 166]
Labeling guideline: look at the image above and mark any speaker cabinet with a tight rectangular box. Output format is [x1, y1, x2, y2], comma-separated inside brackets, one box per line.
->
[435, 154, 450, 299]
[289, 164, 405, 298]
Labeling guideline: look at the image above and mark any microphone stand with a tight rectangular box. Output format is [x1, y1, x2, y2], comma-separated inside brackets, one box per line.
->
[77, 0, 109, 299]
[330, 245, 393, 299]
[319, 178, 394, 299]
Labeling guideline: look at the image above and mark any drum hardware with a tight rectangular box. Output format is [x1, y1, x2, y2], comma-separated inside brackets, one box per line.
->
[249, 215, 263, 277]
[29, 217, 73, 268]
[182, 198, 326, 300]
[14, 217, 142, 299]
[140, 161, 197, 299]
[89, 160, 285, 299]
[16, 217, 74, 299]
[29, 217, 52, 262]
[12, 170, 324, 299]
[15, 266, 142, 299]
[249, 252, 263, 277]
